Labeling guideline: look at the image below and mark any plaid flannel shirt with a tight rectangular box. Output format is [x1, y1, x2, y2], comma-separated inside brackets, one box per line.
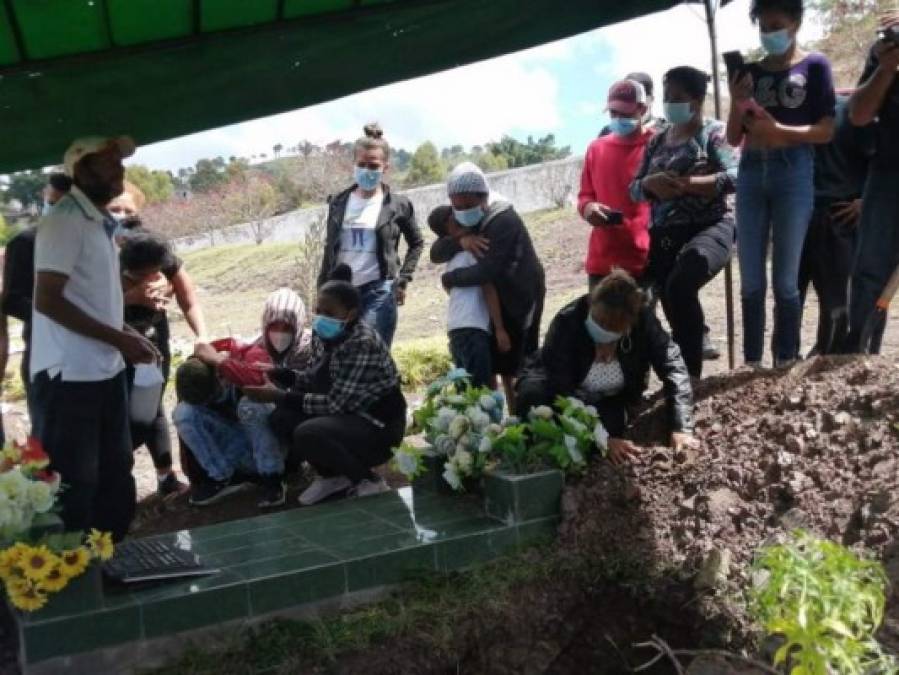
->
[296, 320, 400, 416]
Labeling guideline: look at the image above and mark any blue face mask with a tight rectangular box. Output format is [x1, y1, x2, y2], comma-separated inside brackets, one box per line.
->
[584, 315, 622, 344]
[354, 166, 383, 191]
[664, 102, 695, 125]
[312, 314, 346, 341]
[609, 116, 639, 137]
[760, 29, 793, 56]
[453, 205, 485, 228]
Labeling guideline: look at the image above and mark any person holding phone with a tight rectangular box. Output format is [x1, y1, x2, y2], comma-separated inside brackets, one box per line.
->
[846, 10, 899, 354]
[726, 0, 836, 368]
[630, 66, 738, 381]
[578, 79, 654, 293]
[798, 92, 873, 356]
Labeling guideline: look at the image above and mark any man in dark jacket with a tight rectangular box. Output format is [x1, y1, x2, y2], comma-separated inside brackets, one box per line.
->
[430, 163, 546, 410]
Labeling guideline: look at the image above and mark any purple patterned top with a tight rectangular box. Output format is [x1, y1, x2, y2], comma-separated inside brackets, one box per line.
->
[747, 52, 836, 126]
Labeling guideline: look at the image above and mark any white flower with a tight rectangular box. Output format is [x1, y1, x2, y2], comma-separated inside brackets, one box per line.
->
[478, 436, 493, 454]
[567, 397, 585, 410]
[584, 405, 598, 417]
[442, 462, 463, 491]
[485, 423, 503, 437]
[594, 423, 609, 449]
[434, 407, 456, 432]
[478, 394, 496, 411]
[530, 405, 554, 421]
[564, 434, 584, 465]
[449, 415, 470, 440]
[466, 407, 490, 431]
[27, 480, 55, 513]
[454, 449, 474, 474]
[434, 434, 455, 456]
[563, 416, 587, 435]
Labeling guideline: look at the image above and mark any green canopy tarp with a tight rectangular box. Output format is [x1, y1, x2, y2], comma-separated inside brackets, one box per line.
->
[0, 0, 680, 173]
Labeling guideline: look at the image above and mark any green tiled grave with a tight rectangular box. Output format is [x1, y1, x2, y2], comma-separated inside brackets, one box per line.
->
[16, 485, 559, 667]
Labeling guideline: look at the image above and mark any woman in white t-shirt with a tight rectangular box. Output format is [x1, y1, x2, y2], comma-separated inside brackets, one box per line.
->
[316, 124, 424, 347]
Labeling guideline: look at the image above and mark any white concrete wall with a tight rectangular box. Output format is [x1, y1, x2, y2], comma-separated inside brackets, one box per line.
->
[172, 156, 584, 253]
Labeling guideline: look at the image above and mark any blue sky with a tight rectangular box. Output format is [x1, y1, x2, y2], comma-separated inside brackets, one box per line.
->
[132, 0, 824, 173]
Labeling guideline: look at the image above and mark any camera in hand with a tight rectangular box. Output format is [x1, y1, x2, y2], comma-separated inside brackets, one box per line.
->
[604, 210, 624, 226]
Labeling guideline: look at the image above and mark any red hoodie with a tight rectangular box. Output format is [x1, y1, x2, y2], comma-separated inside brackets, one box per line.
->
[577, 129, 653, 277]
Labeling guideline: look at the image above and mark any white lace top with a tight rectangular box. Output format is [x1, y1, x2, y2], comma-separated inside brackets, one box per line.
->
[577, 359, 625, 399]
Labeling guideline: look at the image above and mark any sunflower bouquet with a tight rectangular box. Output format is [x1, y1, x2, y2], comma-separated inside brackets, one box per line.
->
[0, 439, 114, 612]
[393, 368, 506, 491]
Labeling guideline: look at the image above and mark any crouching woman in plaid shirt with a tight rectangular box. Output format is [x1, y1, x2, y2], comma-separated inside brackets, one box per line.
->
[245, 264, 407, 506]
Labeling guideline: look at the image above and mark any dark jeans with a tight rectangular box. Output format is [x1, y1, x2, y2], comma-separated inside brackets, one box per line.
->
[32, 370, 136, 541]
[516, 369, 629, 438]
[278, 411, 406, 484]
[448, 328, 492, 388]
[359, 279, 398, 347]
[848, 169, 899, 354]
[651, 218, 734, 378]
[736, 145, 815, 363]
[799, 202, 857, 355]
[126, 317, 173, 470]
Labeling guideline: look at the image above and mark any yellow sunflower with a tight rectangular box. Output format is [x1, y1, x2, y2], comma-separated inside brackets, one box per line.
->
[39, 563, 69, 593]
[86, 530, 114, 561]
[59, 547, 90, 577]
[20, 546, 56, 582]
[8, 578, 48, 612]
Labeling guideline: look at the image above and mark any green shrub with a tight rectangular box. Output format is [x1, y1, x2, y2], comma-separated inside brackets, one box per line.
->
[749, 530, 897, 675]
[392, 336, 452, 390]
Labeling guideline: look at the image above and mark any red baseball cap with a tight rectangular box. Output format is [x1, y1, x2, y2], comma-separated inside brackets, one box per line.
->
[606, 79, 648, 115]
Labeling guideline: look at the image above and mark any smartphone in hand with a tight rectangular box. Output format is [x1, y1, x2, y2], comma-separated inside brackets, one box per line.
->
[604, 210, 624, 226]
[723, 51, 745, 80]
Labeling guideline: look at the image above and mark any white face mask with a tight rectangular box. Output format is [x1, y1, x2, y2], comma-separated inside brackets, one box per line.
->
[268, 330, 293, 353]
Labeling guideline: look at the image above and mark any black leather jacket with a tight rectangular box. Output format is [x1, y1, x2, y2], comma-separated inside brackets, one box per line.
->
[522, 295, 693, 433]
[317, 184, 423, 289]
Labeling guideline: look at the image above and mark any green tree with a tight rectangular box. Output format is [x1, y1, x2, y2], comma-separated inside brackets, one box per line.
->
[4, 171, 45, 210]
[809, 0, 889, 87]
[487, 134, 570, 169]
[405, 142, 445, 186]
[470, 148, 509, 173]
[189, 158, 228, 193]
[125, 165, 174, 204]
[220, 175, 279, 244]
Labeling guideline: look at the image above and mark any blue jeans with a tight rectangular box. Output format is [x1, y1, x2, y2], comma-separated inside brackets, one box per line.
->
[359, 279, 397, 347]
[172, 399, 284, 481]
[736, 146, 814, 363]
[848, 169, 899, 354]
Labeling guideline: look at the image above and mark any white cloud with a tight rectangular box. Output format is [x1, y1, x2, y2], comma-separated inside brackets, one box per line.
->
[132, 43, 564, 172]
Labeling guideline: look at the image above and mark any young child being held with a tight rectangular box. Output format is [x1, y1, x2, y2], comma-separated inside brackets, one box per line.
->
[427, 205, 510, 389]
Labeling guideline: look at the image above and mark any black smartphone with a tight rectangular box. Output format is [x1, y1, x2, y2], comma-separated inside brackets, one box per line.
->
[605, 210, 624, 226]
[723, 50, 745, 80]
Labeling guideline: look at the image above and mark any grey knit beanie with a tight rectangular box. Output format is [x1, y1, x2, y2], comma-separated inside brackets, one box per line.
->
[447, 161, 489, 196]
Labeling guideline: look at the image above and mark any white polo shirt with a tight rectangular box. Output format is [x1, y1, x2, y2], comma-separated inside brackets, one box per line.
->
[31, 186, 125, 382]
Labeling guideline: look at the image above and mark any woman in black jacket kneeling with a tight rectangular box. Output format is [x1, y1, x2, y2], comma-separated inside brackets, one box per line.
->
[516, 270, 695, 465]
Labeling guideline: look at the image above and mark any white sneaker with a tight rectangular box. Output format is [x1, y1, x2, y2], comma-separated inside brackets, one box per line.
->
[350, 478, 389, 498]
[298, 476, 352, 506]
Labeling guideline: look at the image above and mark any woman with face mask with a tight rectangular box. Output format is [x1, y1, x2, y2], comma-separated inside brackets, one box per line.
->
[726, 0, 836, 368]
[316, 123, 424, 348]
[245, 264, 407, 506]
[631, 66, 738, 382]
[516, 270, 695, 466]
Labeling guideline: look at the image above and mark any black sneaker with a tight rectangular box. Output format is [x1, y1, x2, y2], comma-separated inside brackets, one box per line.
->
[157, 472, 188, 497]
[189, 480, 244, 506]
[257, 477, 287, 509]
[702, 331, 721, 360]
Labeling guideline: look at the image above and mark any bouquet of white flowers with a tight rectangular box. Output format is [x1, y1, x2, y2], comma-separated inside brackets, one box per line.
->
[392, 368, 505, 491]
[0, 439, 61, 544]
[492, 396, 608, 475]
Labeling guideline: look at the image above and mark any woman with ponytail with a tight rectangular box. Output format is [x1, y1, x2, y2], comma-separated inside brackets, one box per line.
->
[316, 123, 424, 347]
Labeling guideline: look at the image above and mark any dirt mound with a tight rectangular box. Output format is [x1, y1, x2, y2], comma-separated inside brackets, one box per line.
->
[560, 355, 899, 651]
